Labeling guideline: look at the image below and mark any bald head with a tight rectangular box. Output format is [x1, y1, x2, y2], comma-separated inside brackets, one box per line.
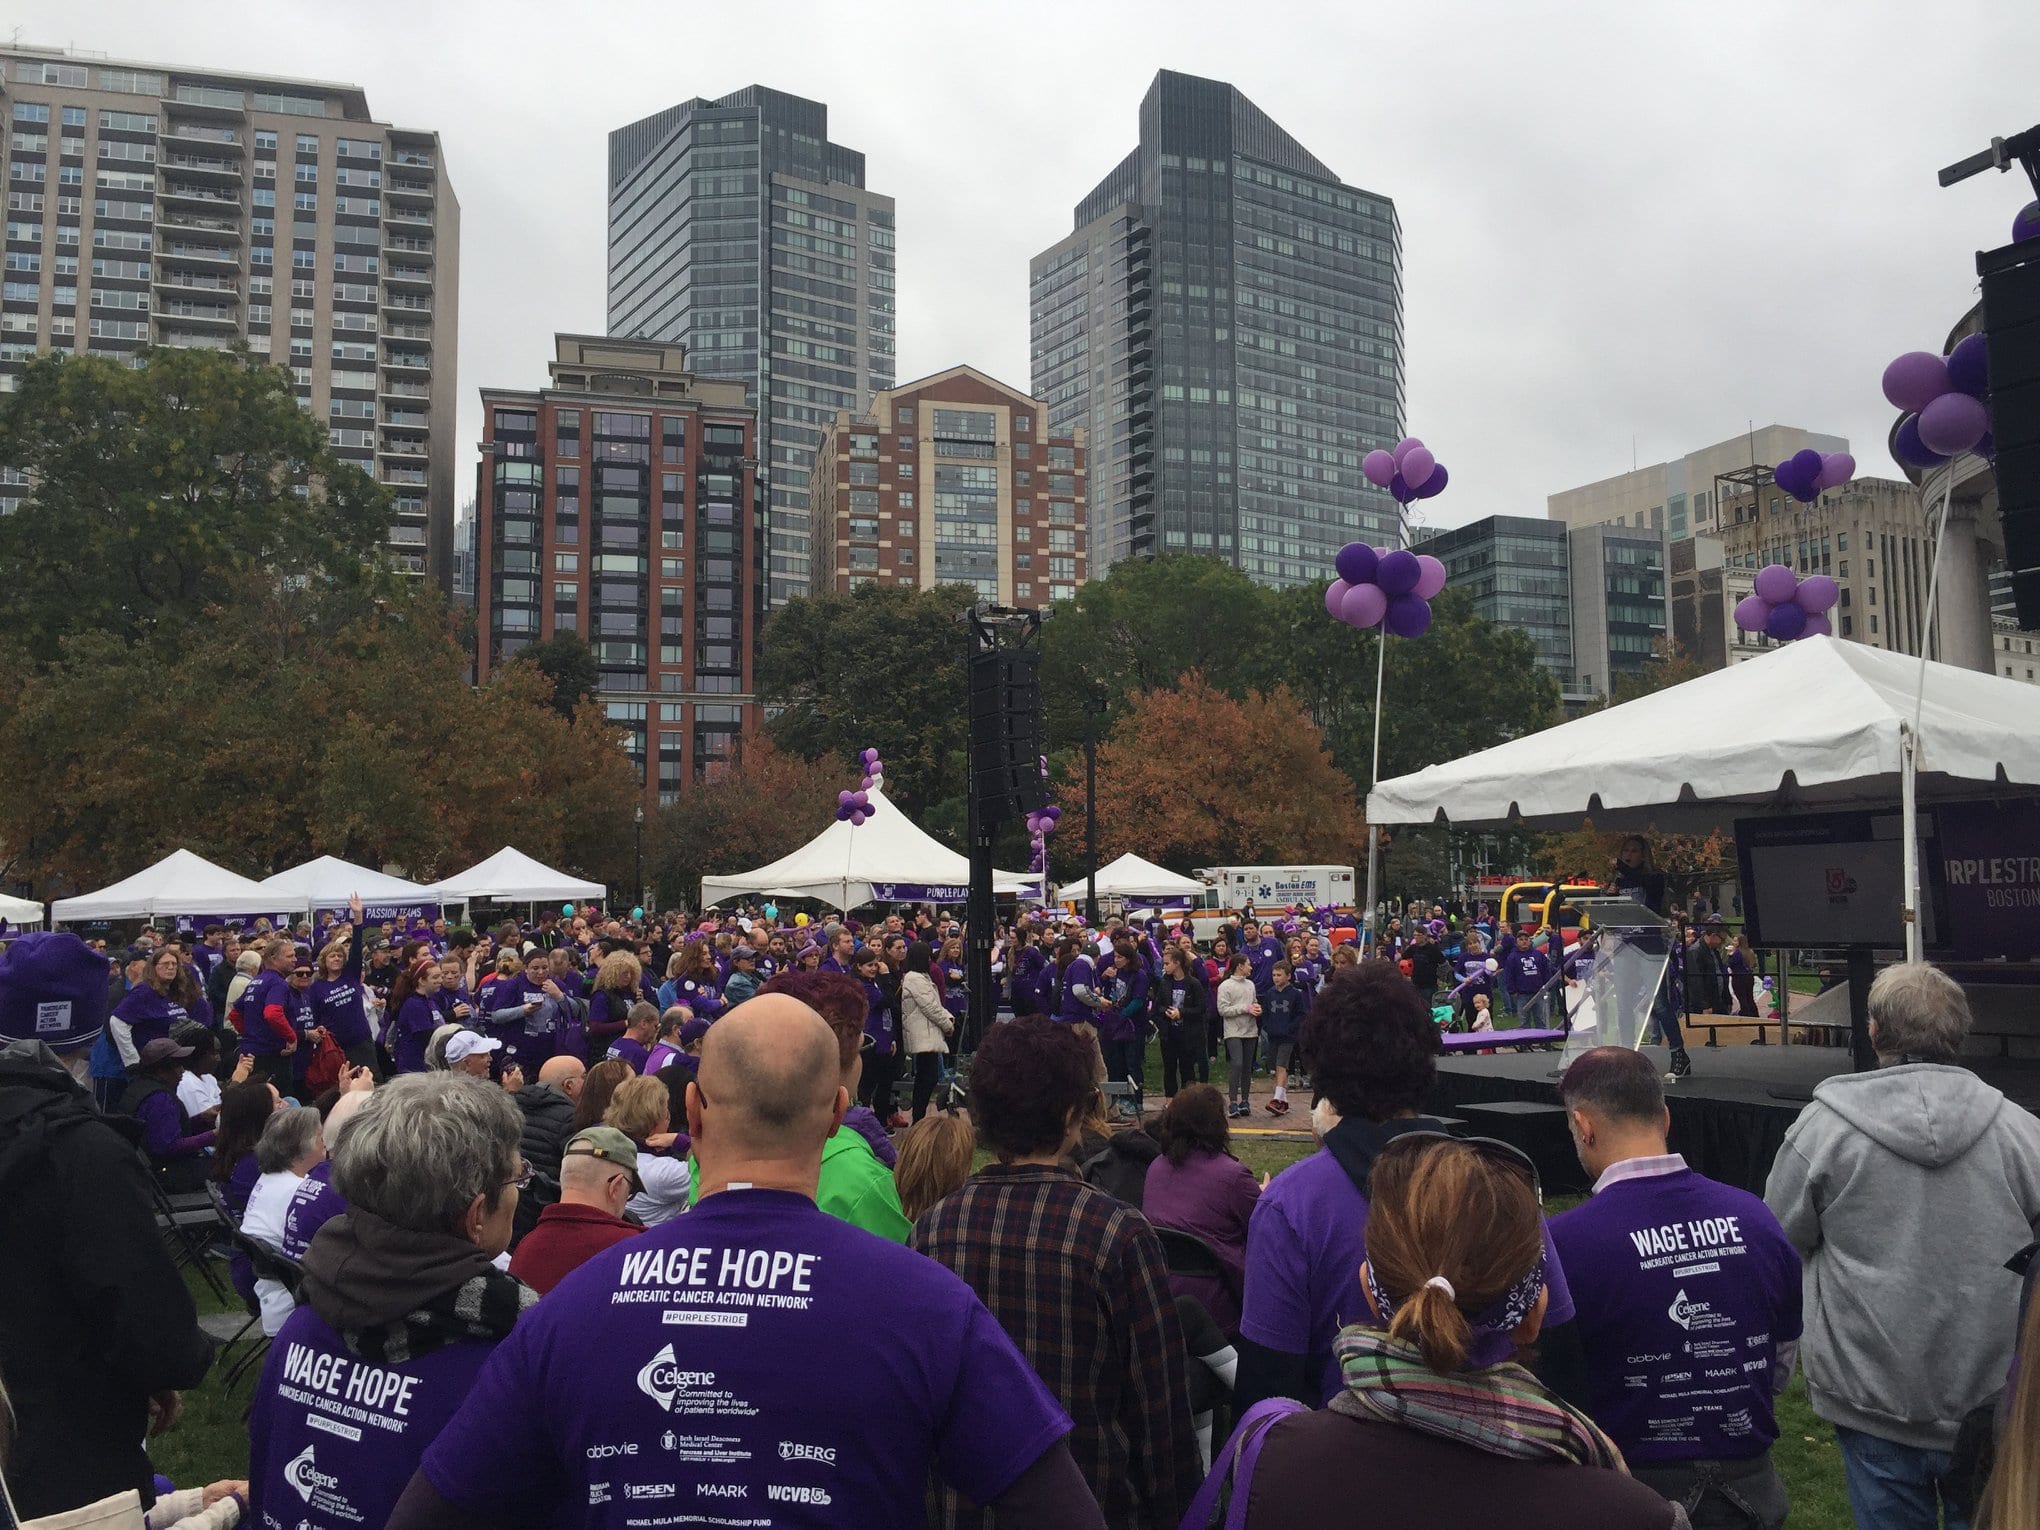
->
[693, 993, 842, 1159]
[539, 1054, 586, 1096]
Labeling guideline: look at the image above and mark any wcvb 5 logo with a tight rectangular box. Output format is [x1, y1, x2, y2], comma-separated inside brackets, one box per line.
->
[1824, 867, 1858, 899]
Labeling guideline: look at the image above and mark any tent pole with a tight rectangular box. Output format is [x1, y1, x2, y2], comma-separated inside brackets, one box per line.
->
[1362, 629, 1388, 953]
[1901, 463, 1956, 965]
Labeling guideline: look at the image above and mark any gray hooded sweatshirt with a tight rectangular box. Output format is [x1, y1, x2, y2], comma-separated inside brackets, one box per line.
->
[1764, 1062, 2040, 1451]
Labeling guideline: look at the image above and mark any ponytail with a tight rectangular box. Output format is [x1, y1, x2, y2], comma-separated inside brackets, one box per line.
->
[1387, 1276, 1473, 1374]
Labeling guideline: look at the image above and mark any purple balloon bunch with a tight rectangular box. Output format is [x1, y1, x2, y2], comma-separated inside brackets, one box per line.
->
[2013, 200, 2039, 246]
[1361, 436, 1449, 504]
[1734, 563, 1839, 642]
[837, 747, 885, 825]
[1323, 541, 1449, 639]
[1772, 447, 1856, 505]
[1885, 334, 1992, 468]
[1026, 803, 1063, 837]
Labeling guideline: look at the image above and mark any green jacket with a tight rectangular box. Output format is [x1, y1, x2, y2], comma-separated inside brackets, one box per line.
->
[686, 1127, 909, 1243]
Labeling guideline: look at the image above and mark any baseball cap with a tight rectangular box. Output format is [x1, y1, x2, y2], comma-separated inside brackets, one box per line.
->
[0, 931, 111, 1049]
[139, 1036, 195, 1068]
[679, 1016, 712, 1046]
[733, 944, 757, 961]
[444, 1030, 503, 1065]
[564, 1126, 641, 1188]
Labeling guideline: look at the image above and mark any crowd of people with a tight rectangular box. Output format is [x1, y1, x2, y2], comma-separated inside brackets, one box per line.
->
[1, 890, 2036, 1530]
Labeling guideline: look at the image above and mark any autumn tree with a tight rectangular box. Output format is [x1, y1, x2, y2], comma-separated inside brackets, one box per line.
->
[756, 582, 976, 817]
[1533, 820, 1733, 911]
[648, 736, 841, 909]
[1603, 638, 1707, 708]
[1061, 673, 1365, 871]
[0, 579, 641, 896]
[0, 347, 391, 664]
[517, 630, 601, 718]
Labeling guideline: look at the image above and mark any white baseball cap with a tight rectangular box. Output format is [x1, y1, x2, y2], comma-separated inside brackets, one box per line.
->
[445, 1030, 502, 1065]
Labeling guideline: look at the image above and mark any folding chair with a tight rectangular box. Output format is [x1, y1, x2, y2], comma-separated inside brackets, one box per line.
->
[204, 1182, 264, 1362]
[221, 1229, 306, 1393]
[151, 1177, 233, 1307]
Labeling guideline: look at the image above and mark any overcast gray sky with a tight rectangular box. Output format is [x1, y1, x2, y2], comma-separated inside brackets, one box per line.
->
[31, 0, 2039, 529]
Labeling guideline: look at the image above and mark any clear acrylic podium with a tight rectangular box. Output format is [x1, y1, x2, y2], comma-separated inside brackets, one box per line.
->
[1558, 896, 1675, 1072]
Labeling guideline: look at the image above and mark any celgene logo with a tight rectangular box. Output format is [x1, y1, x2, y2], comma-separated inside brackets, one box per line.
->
[1669, 1290, 1709, 1330]
[780, 1442, 837, 1463]
[285, 1445, 339, 1503]
[635, 1343, 714, 1409]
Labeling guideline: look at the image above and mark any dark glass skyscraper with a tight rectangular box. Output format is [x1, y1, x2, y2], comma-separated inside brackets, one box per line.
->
[609, 87, 895, 604]
[1030, 71, 1401, 585]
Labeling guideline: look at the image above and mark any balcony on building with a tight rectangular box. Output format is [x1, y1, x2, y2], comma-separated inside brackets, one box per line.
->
[386, 174, 436, 203]
[159, 210, 243, 243]
[165, 86, 248, 122]
[380, 434, 428, 460]
[379, 378, 430, 403]
[383, 318, 432, 344]
[159, 150, 243, 186]
[383, 349, 430, 374]
[381, 465, 428, 487]
[152, 270, 240, 299]
[383, 263, 432, 289]
[165, 124, 245, 155]
[382, 292, 432, 316]
[152, 300, 238, 328]
[385, 233, 434, 263]
[383, 405, 429, 429]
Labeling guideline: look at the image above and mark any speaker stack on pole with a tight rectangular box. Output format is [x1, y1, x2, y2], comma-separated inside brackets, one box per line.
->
[964, 607, 1046, 1054]
[1981, 235, 2040, 628]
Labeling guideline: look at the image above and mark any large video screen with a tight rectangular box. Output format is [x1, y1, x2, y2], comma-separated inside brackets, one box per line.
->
[1735, 811, 1937, 950]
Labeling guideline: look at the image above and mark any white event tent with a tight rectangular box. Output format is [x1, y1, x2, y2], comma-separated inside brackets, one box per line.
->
[428, 847, 606, 905]
[1055, 853, 1206, 903]
[257, 855, 435, 915]
[51, 848, 278, 923]
[0, 892, 45, 928]
[700, 785, 1035, 909]
[1365, 637, 2040, 832]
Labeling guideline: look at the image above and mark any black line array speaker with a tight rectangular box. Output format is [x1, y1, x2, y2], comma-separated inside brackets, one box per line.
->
[1981, 238, 2040, 629]
[968, 648, 1047, 821]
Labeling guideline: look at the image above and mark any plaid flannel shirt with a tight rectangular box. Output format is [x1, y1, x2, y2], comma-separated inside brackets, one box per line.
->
[912, 1162, 1200, 1530]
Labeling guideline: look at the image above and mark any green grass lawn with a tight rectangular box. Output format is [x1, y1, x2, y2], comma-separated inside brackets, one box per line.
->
[161, 1138, 1852, 1525]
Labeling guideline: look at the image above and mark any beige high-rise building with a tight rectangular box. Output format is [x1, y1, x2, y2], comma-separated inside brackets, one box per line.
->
[1548, 426, 1848, 542]
[0, 46, 459, 585]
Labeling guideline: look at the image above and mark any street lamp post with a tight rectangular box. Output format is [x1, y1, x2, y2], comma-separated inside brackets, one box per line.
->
[634, 804, 645, 914]
[1082, 691, 1107, 928]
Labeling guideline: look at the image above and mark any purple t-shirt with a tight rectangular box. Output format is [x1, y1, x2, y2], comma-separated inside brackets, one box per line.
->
[392, 995, 439, 1075]
[1242, 936, 1283, 995]
[280, 1162, 347, 1263]
[607, 1036, 651, 1073]
[419, 1188, 1070, 1525]
[1549, 1166, 1802, 1462]
[1056, 954, 1098, 1025]
[112, 985, 189, 1055]
[1241, 1144, 1577, 1403]
[249, 1303, 499, 1530]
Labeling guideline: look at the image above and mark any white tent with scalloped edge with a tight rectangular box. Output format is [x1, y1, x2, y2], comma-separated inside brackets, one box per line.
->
[699, 784, 1036, 909]
[51, 848, 278, 922]
[426, 847, 606, 904]
[1053, 853, 1206, 903]
[258, 855, 436, 915]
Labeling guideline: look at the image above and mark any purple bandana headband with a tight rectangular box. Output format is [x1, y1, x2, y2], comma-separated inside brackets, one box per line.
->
[1364, 1250, 1547, 1340]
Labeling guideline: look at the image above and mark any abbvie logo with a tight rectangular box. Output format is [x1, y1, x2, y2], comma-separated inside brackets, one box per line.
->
[284, 1445, 340, 1504]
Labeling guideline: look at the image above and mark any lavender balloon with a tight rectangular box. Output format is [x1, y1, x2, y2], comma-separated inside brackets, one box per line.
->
[1362, 448, 1397, 487]
[1340, 582, 1388, 630]
[1733, 595, 1772, 633]
[1392, 436, 1425, 465]
[1918, 391, 1989, 456]
[1383, 594, 1433, 639]
[1796, 574, 1839, 614]
[860, 775, 873, 791]
[1752, 563, 1799, 605]
[1376, 549, 1422, 596]
[1414, 463, 1450, 499]
[1893, 415, 1947, 469]
[838, 790, 854, 806]
[1413, 554, 1449, 600]
[1802, 612, 1833, 638]
[1816, 452, 1856, 492]
[1335, 541, 1379, 585]
[1882, 351, 1951, 413]
[1765, 603, 1808, 642]
[1324, 578, 1352, 619]
[1400, 446, 1436, 489]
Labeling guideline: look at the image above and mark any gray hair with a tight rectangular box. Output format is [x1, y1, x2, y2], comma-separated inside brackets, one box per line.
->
[1867, 963, 1971, 1063]
[330, 1073, 522, 1235]
[254, 1104, 324, 1174]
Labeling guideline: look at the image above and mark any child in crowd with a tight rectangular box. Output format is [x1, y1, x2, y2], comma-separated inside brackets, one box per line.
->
[1216, 953, 1261, 1119]
[1260, 961, 1305, 1116]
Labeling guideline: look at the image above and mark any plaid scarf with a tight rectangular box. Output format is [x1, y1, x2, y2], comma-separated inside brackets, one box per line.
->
[346, 1264, 537, 1366]
[1330, 1327, 1627, 1472]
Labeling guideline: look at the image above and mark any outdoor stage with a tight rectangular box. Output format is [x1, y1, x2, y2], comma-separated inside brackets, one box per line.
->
[1426, 1043, 2040, 1196]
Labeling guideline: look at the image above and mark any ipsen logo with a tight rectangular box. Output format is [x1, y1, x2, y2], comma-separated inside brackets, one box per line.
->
[285, 1444, 340, 1504]
[779, 1442, 837, 1464]
[634, 1343, 714, 1410]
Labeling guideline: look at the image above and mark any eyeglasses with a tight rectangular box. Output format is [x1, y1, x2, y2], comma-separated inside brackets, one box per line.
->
[1374, 1130, 1544, 1208]
[502, 1157, 534, 1192]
